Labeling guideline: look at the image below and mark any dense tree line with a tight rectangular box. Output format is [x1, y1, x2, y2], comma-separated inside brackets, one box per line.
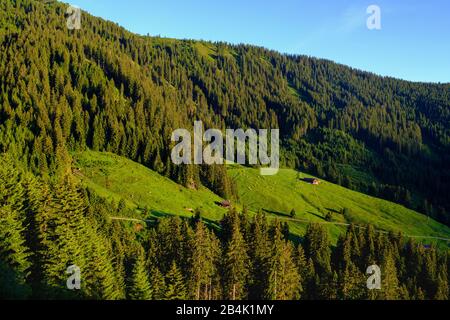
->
[0, 0, 449, 300]
[1, 0, 450, 223]
[1, 156, 448, 300]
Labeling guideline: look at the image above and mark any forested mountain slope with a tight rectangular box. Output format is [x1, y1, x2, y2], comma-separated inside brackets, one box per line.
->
[1, 0, 450, 223]
[0, 0, 449, 301]
[1, 0, 449, 225]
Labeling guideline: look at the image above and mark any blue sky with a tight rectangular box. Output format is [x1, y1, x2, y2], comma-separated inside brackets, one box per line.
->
[69, 0, 450, 83]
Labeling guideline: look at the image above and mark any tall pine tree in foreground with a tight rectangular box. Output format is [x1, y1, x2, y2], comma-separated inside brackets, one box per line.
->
[188, 222, 221, 300]
[165, 261, 187, 300]
[223, 219, 249, 300]
[128, 248, 151, 300]
[0, 157, 32, 299]
[264, 221, 300, 300]
[303, 223, 332, 299]
[248, 211, 270, 299]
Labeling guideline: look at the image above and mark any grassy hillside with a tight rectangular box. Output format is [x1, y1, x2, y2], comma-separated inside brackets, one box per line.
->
[72, 150, 228, 222]
[73, 151, 450, 246]
[228, 166, 450, 246]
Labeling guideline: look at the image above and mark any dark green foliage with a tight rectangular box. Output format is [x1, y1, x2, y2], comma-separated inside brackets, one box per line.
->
[302, 223, 333, 299]
[264, 222, 301, 300]
[332, 227, 366, 299]
[165, 261, 187, 300]
[0, 156, 32, 299]
[303, 224, 332, 276]
[247, 211, 270, 299]
[128, 248, 151, 300]
[223, 218, 250, 300]
[0, 0, 449, 226]
[0, 0, 449, 301]
[117, 198, 126, 213]
[148, 267, 166, 300]
[0, 158, 130, 299]
[0, 158, 448, 300]
[188, 222, 221, 300]
[290, 209, 296, 218]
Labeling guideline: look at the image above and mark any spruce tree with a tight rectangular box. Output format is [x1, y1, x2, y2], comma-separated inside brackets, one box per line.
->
[333, 228, 365, 299]
[248, 211, 270, 299]
[380, 249, 400, 300]
[165, 261, 187, 300]
[264, 222, 300, 300]
[0, 157, 32, 299]
[149, 266, 166, 300]
[129, 248, 151, 300]
[303, 223, 332, 276]
[223, 219, 249, 300]
[188, 222, 220, 300]
[434, 268, 448, 300]
[36, 176, 88, 298]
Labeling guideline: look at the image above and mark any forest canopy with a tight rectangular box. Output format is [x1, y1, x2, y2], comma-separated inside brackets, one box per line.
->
[0, 0, 449, 301]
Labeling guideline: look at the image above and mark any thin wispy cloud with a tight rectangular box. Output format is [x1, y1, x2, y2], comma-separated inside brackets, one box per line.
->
[339, 5, 366, 33]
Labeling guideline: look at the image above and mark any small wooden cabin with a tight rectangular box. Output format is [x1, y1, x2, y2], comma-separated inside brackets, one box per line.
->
[134, 223, 144, 232]
[303, 178, 321, 185]
[220, 200, 231, 208]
